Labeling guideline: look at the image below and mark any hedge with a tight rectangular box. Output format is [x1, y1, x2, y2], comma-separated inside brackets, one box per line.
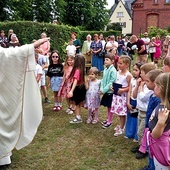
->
[0, 21, 121, 61]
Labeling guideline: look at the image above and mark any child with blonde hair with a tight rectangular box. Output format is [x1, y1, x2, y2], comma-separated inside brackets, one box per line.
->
[138, 69, 162, 169]
[84, 67, 101, 124]
[58, 54, 75, 114]
[110, 55, 132, 136]
[140, 73, 170, 170]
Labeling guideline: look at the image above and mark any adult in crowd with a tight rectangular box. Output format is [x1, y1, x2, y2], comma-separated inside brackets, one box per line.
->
[39, 32, 50, 74]
[7, 34, 21, 48]
[126, 36, 135, 60]
[153, 35, 162, 66]
[99, 33, 106, 50]
[7, 29, 19, 43]
[123, 36, 129, 48]
[117, 35, 125, 56]
[148, 37, 156, 62]
[52, 19, 58, 24]
[105, 35, 118, 53]
[162, 35, 170, 59]
[131, 35, 148, 63]
[0, 30, 8, 48]
[40, 32, 50, 56]
[71, 32, 81, 54]
[90, 34, 103, 72]
[141, 32, 150, 53]
[0, 38, 49, 168]
[166, 40, 170, 58]
[82, 34, 92, 59]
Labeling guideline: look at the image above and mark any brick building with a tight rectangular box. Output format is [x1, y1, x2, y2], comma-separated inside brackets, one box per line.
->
[132, 0, 170, 35]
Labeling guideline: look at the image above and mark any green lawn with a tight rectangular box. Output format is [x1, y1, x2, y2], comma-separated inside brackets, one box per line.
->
[6, 89, 147, 170]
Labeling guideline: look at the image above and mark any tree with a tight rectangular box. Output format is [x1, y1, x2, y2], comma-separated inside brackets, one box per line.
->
[0, 0, 34, 21]
[0, 0, 109, 30]
[63, 0, 109, 30]
[106, 23, 122, 32]
[0, 1, 7, 21]
[0, 0, 65, 22]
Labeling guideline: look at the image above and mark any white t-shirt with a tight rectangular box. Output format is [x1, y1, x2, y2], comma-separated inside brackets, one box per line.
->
[66, 45, 76, 55]
[141, 37, 150, 53]
[106, 41, 118, 51]
[35, 64, 43, 87]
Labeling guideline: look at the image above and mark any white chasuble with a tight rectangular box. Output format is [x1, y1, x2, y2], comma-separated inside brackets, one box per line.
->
[0, 44, 43, 160]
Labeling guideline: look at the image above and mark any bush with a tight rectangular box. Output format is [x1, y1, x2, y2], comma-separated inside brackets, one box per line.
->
[0, 21, 121, 61]
[148, 26, 169, 38]
[0, 21, 79, 61]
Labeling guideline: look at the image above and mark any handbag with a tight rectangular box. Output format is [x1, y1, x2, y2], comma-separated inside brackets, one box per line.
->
[149, 46, 156, 53]
[98, 50, 106, 58]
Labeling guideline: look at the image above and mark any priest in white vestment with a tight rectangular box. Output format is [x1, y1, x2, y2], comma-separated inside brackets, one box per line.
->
[0, 38, 49, 166]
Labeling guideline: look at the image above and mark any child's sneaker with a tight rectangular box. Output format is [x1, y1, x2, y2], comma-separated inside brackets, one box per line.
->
[86, 118, 92, 124]
[102, 123, 112, 129]
[56, 106, 62, 111]
[70, 117, 82, 124]
[114, 125, 120, 131]
[133, 139, 139, 143]
[92, 119, 98, 124]
[44, 97, 50, 103]
[101, 120, 107, 126]
[114, 129, 123, 136]
[68, 109, 74, 114]
[66, 108, 71, 113]
[52, 106, 58, 111]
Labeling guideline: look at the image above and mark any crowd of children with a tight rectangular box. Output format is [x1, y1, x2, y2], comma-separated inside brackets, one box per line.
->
[2, 29, 169, 169]
[36, 45, 170, 169]
[36, 40, 169, 167]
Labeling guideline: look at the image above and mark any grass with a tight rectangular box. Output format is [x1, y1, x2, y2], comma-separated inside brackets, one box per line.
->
[6, 89, 148, 170]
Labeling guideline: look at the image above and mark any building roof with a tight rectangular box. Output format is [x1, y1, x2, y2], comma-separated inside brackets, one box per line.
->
[110, 0, 134, 18]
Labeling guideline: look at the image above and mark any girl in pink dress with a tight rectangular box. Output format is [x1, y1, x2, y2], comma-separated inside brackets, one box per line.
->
[58, 54, 75, 114]
[110, 55, 132, 136]
[153, 35, 162, 66]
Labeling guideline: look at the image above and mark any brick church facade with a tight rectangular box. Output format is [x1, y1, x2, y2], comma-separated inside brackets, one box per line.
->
[132, 0, 170, 35]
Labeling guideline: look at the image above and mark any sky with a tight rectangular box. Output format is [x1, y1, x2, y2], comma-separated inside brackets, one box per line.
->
[106, 0, 115, 9]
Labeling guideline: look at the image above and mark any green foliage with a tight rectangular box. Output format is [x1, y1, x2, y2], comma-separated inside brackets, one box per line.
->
[0, 21, 79, 61]
[167, 26, 170, 33]
[6, 89, 147, 170]
[0, 21, 121, 61]
[106, 23, 122, 32]
[0, 0, 110, 30]
[148, 26, 169, 38]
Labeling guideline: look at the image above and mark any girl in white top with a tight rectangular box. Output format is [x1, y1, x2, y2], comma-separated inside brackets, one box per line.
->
[125, 62, 143, 141]
[110, 55, 132, 136]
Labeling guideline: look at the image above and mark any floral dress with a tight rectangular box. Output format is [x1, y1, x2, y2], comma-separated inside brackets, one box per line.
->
[84, 79, 101, 110]
[110, 70, 131, 116]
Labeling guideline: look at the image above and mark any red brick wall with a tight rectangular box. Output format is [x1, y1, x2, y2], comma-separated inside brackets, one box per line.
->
[132, 0, 170, 35]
